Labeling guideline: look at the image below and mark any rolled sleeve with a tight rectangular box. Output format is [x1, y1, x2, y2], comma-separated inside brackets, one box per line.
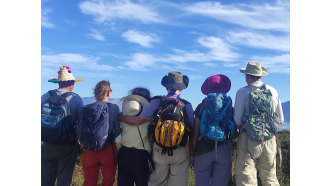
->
[234, 88, 248, 127]
[275, 94, 285, 125]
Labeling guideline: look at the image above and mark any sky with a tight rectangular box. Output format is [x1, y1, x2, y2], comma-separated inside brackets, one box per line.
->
[41, 0, 290, 108]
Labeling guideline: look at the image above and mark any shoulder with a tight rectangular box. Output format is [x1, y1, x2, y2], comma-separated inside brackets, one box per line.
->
[265, 84, 279, 96]
[69, 93, 83, 103]
[236, 86, 251, 95]
[179, 98, 190, 106]
[151, 95, 164, 101]
[108, 103, 119, 112]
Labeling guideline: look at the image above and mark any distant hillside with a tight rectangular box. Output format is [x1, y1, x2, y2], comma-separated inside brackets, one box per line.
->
[82, 97, 123, 111]
[280, 101, 290, 131]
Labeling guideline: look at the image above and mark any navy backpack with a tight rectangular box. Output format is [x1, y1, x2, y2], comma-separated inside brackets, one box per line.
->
[41, 90, 75, 144]
[77, 102, 115, 151]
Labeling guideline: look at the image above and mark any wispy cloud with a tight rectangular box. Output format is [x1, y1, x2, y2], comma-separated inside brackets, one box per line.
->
[118, 35, 239, 71]
[79, 0, 164, 24]
[189, 75, 204, 80]
[226, 31, 290, 52]
[122, 30, 159, 47]
[119, 53, 156, 71]
[185, 1, 289, 32]
[250, 53, 290, 74]
[165, 36, 240, 63]
[88, 29, 106, 41]
[41, 53, 116, 72]
[41, 8, 55, 28]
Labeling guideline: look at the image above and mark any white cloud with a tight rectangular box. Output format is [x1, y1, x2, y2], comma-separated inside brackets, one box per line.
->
[122, 30, 159, 47]
[185, 1, 289, 32]
[165, 36, 239, 64]
[41, 53, 116, 72]
[250, 53, 290, 74]
[119, 53, 156, 71]
[79, 0, 163, 24]
[88, 29, 106, 41]
[41, 8, 55, 28]
[189, 75, 204, 80]
[118, 36, 239, 71]
[226, 31, 290, 52]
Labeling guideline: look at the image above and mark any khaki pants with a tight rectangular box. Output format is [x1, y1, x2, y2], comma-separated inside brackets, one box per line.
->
[148, 143, 189, 186]
[234, 132, 279, 186]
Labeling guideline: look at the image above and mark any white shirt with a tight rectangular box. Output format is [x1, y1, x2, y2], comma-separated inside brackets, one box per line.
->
[233, 80, 284, 128]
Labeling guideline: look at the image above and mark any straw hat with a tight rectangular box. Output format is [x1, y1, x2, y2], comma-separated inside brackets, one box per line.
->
[240, 61, 269, 76]
[48, 66, 83, 83]
[122, 95, 149, 116]
[161, 71, 189, 90]
[201, 74, 231, 95]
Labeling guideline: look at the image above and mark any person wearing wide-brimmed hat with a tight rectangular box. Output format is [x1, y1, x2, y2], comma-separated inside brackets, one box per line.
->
[119, 72, 194, 186]
[41, 66, 84, 186]
[234, 62, 284, 186]
[191, 74, 235, 186]
[117, 87, 152, 186]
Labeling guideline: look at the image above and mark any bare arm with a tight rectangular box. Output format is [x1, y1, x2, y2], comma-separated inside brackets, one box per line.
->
[191, 117, 200, 155]
[118, 112, 149, 125]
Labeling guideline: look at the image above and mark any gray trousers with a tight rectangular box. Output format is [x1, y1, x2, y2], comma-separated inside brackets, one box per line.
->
[148, 143, 189, 186]
[194, 142, 232, 186]
[41, 142, 79, 186]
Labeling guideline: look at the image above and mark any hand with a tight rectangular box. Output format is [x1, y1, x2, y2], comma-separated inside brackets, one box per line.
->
[189, 154, 194, 169]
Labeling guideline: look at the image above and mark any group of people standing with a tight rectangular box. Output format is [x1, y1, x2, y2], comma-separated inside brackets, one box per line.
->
[41, 61, 284, 186]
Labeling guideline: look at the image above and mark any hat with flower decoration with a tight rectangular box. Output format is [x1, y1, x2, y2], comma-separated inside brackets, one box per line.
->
[48, 66, 83, 83]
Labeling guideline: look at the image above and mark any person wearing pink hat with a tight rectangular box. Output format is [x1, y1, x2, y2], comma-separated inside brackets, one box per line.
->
[191, 74, 236, 186]
[41, 66, 84, 186]
[234, 61, 284, 186]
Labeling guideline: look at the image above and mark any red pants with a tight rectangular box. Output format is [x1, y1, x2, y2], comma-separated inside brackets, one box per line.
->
[82, 143, 117, 186]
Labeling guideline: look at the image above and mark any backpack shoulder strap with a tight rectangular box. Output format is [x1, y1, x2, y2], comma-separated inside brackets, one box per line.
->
[61, 91, 76, 99]
[48, 90, 57, 96]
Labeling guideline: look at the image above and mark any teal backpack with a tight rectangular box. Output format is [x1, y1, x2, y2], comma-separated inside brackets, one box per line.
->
[244, 84, 280, 141]
[200, 93, 234, 142]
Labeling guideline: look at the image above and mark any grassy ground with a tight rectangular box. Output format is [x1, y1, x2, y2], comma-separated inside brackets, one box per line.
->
[71, 158, 196, 186]
[71, 131, 289, 186]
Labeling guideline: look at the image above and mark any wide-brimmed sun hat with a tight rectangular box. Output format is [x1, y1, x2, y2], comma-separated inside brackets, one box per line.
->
[122, 95, 149, 116]
[48, 66, 83, 83]
[240, 61, 269, 76]
[201, 74, 231, 95]
[161, 71, 189, 90]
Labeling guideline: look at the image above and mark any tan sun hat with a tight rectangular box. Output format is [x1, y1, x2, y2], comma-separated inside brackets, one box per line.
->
[48, 66, 83, 83]
[240, 61, 269, 76]
[122, 95, 149, 116]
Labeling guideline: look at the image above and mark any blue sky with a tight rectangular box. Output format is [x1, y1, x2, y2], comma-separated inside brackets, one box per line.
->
[41, 0, 290, 108]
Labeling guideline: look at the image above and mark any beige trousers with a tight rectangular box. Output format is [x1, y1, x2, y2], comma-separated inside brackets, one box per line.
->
[234, 132, 279, 186]
[148, 143, 189, 186]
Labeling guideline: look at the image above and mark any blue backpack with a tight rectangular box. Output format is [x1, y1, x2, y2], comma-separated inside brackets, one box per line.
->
[199, 93, 235, 142]
[41, 90, 75, 144]
[77, 102, 115, 151]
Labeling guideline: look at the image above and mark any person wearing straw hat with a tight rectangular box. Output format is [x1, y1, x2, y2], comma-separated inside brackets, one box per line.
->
[191, 74, 235, 186]
[41, 66, 84, 186]
[117, 87, 152, 186]
[119, 72, 194, 186]
[234, 62, 284, 186]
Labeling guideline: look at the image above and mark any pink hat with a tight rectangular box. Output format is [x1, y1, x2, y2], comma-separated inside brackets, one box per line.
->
[201, 74, 231, 95]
